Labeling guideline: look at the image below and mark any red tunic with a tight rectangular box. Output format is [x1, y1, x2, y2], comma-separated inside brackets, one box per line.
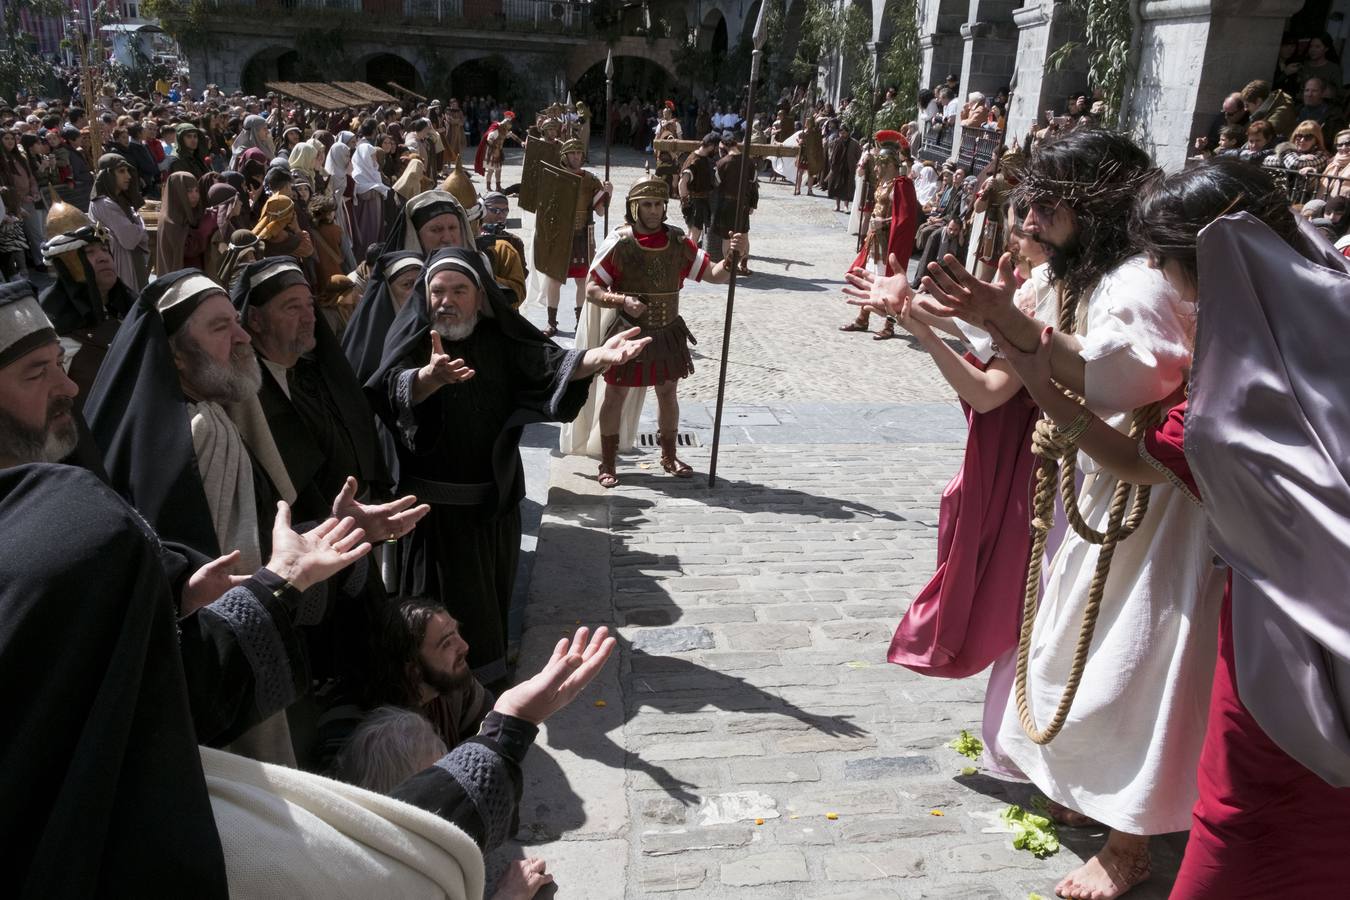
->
[1143, 401, 1350, 898]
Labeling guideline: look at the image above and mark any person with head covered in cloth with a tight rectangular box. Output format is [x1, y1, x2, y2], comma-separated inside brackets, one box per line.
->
[366, 247, 648, 685]
[561, 174, 746, 488]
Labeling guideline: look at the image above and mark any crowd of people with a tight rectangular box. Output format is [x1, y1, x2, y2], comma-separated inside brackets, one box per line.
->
[0, 78, 676, 898]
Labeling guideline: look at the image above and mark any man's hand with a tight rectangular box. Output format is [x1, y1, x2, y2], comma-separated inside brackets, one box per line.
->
[265, 501, 372, 592]
[601, 179, 613, 197]
[493, 626, 616, 725]
[842, 252, 913, 319]
[621, 295, 647, 318]
[919, 251, 1018, 329]
[988, 321, 1055, 390]
[182, 550, 250, 615]
[330, 476, 431, 542]
[727, 232, 748, 258]
[417, 330, 476, 391]
[590, 327, 651, 369]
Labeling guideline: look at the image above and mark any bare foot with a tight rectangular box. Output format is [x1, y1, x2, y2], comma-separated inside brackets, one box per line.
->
[491, 857, 553, 900]
[1044, 798, 1100, 828]
[1055, 832, 1150, 900]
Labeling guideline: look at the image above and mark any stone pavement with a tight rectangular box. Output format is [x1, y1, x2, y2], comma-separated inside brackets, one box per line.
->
[490, 149, 1185, 898]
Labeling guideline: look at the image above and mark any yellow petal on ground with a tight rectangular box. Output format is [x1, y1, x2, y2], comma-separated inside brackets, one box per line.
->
[825, 812, 838, 821]
[929, 809, 945, 816]
[594, 700, 607, 708]
[754, 818, 765, 826]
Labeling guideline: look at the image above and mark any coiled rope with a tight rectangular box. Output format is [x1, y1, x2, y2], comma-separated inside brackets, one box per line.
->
[1013, 286, 1163, 745]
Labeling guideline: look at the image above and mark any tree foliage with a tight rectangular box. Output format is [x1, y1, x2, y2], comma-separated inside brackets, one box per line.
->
[842, 0, 920, 132]
[1046, 0, 1133, 126]
[0, 0, 67, 98]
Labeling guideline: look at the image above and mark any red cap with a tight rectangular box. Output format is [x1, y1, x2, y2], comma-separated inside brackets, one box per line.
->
[665, 99, 675, 110]
[503, 110, 516, 119]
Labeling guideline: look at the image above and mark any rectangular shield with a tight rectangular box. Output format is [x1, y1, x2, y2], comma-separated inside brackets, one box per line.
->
[519, 136, 561, 213]
[532, 162, 583, 283]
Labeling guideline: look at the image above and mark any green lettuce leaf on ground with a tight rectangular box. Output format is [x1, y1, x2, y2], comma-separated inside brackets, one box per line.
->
[948, 729, 984, 760]
[1000, 804, 1060, 859]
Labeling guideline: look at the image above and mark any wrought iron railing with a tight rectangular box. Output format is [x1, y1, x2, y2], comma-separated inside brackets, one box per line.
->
[1274, 167, 1350, 205]
[958, 126, 1003, 174]
[196, 0, 591, 29]
[919, 119, 952, 164]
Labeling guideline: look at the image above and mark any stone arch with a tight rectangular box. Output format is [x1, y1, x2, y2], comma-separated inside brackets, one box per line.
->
[359, 51, 421, 95]
[698, 6, 730, 53]
[449, 54, 528, 101]
[240, 44, 301, 96]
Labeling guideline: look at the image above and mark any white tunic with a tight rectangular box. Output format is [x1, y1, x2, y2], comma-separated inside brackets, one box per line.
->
[990, 255, 1224, 835]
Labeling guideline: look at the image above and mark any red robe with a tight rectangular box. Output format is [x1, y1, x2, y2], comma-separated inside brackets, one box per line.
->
[473, 123, 499, 175]
[1146, 401, 1350, 898]
[848, 175, 919, 276]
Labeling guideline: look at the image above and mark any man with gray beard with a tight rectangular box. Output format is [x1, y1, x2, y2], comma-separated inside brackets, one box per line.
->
[85, 268, 415, 766]
[367, 247, 647, 684]
[0, 283, 80, 467]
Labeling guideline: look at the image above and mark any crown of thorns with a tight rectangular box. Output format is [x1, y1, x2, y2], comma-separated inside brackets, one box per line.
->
[1011, 157, 1159, 211]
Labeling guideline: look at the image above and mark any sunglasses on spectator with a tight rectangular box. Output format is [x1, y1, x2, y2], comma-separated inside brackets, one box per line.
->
[1294, 133, 1316, 141]
[1338, 142, 1350, 149]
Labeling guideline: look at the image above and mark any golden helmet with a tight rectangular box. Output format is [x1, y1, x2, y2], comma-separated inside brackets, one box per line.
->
[45, 189, 93, 237]
[440, 158, 477, 212]
[626, 174, 669, 222]
[560, 138, 584, 156]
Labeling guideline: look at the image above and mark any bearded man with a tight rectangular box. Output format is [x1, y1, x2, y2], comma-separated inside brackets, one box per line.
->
[85, 269, 421, 765]
[538, 137, 611, 336]
[383, 189, 526, 306]
[911, 129, 1224, 900]
[366, 248, 648, 685]
[562, 175, 745, 487]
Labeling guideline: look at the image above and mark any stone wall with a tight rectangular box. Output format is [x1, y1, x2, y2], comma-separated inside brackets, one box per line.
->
[1006, 0, 1088, 141]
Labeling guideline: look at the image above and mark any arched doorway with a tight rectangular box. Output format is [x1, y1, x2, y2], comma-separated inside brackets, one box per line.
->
[241, 46, 301, 96]
[699, 9, 729, 54]
[572, 55, 676, 150]
[366, 53, 419, 94]
[450, 56, 525, 104]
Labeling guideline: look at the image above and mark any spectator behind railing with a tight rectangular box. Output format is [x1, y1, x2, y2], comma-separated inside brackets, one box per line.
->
[1322, 129, 1350, 197]
[1240, 120, 1276, 165]
[1242, 79, 1297, 140]
[1264, 119, 1329, 174]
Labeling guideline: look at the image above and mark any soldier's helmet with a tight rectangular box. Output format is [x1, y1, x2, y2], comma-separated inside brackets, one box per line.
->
[560, 138, 585, 157]
[626, 174, 670, 223]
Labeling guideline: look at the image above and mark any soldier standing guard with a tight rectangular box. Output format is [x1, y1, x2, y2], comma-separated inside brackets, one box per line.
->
[539, 138, 611, 337]
[840, 130, 920, 340]
[473, 111, 519, 193]
[565, 176, 745, 487]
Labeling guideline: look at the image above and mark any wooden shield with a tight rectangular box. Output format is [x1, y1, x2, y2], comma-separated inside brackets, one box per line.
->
[532, 163, 582, 283]
[519, 136, 561, 213]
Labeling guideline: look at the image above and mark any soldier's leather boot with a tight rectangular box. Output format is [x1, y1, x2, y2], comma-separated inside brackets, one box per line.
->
[543, 306, 558, 338]
[598, 434, 620, 488]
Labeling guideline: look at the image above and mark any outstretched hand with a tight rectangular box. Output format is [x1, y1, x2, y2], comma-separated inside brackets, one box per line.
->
[182, 550, 250, 615]
[419, 330, 476, 389]
[266, 501, 372, 592]
[331, 475, 431, 542]
[919, 251, 1018, 327]
[494, 626, 616, 725]
[842, 252, 913, 319]
[987, 321, 1054, 390]
[593, 327, 652, 368]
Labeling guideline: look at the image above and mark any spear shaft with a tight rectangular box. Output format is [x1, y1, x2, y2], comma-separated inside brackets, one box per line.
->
[604, 50, 614, 234]
[707, 4, 768, 487]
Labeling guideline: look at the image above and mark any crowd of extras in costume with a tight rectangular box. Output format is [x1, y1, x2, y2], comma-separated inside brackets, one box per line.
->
[0, 74, 1347, 900]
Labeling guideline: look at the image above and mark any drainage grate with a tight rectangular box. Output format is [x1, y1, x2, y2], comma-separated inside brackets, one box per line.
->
[636, 431, 701, 448]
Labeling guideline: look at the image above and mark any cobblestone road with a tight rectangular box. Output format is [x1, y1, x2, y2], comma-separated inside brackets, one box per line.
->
[492, 149, 1184, 898]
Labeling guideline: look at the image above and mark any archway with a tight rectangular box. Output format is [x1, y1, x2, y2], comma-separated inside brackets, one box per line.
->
[240, 46, 300, 96]
[450, 56, 525, 104]
[365, 53, 419, 95]
[572, 55, 677, 127]
[699, 9, 729, 54]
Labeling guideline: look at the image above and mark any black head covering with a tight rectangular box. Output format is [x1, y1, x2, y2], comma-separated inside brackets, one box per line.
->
[380, 189, 473, 256]
[232, 257, 388, 492]
[340, 250, 423, 386]
[84, 270, 228, 557]
[0, 463, 227, 897]
[38, 225, 135, 334]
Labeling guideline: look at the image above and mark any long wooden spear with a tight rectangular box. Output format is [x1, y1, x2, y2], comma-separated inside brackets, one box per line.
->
[604, 49, 614, 234]
[707, 2, 768, 487]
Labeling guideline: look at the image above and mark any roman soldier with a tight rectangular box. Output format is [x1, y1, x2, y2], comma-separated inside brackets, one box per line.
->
[575, 100, 592, 161]
[539, 138, 611, 337]
[561, 175, 745, 487]
[797, 113, 826, 196]
[473, 111, 519, 192]
[36, 197, 137, 402]
[841, 130, 919, 340]
[445, 99, 466, 164]
[712, 135, 758, 275]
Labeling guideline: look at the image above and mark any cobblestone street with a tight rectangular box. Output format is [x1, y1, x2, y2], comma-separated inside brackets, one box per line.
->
[495, 149, 1185, 898]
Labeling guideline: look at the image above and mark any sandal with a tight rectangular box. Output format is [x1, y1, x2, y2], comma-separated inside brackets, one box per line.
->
[658, 431, 693, 478]
[598, 434, 620, 489]
[873, 321, 897, 340]
[839, 317, 870, 333]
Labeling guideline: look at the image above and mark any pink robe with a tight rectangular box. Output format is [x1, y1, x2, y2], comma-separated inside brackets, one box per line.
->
[887, 355, 1038, 677]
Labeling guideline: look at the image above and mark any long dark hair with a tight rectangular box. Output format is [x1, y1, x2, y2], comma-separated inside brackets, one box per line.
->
[366, 597, 447, 708]
[1131, 157, 1300, 282]
[1015, 128, 1156, 308]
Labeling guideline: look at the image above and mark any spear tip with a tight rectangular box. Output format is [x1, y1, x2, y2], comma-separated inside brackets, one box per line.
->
[752, 1, 769, 50]
[605, 49, 614, 79]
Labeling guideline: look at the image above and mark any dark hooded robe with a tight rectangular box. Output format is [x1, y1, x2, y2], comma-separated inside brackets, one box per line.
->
[0, 462, 547, 895]
[366, 247, 592, 682]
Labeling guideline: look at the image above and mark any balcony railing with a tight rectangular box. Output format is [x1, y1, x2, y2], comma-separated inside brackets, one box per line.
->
[196, 0, 591, 29]
[958, 126, 1004, 174]
[1274, 167, 1350, 205]
[919, 120, 953, 164]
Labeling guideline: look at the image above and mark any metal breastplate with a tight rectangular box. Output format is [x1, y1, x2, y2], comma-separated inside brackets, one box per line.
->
[613, 228, 685, 328]
[574, 172, 596, 231]
[873, 178, 894, 216]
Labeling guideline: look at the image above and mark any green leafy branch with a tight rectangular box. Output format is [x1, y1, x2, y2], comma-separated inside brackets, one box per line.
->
[1046, 0, 1133, 125]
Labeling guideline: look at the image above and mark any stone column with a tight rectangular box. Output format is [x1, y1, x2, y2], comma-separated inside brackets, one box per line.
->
[953, 0, 1019, 161]
[918, 0, 969, 91]
[1129, 0, 1304, 170]
[1006, 0, 1089, 141]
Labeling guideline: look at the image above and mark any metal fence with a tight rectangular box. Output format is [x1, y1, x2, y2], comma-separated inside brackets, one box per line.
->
[202, 0, 589, 27]
[1273, 168, 1350, 205]
[958, 127, 1003, 174]
[918, 120, 952, 164]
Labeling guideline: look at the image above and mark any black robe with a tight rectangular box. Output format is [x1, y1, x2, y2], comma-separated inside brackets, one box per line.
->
[367, 247, 590, 682]
[1, 463, 542, 896]
[39, 256, 137, 406]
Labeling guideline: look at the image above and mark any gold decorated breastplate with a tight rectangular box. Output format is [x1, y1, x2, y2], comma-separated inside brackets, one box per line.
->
[613, 228, 685, 329]
[873, 178, 894, 217]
